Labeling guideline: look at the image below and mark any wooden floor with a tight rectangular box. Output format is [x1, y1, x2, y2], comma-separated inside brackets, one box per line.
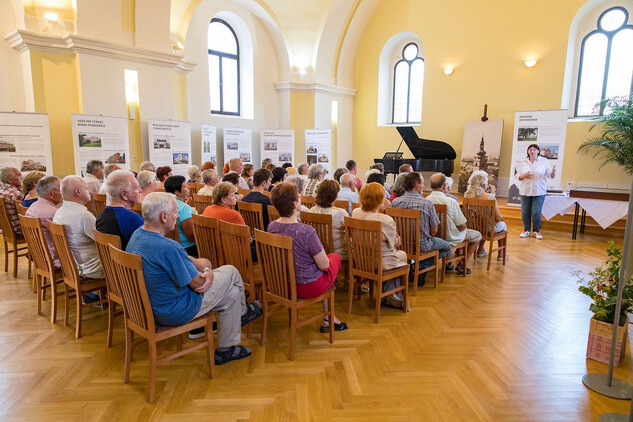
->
[1, 224, 632, 421]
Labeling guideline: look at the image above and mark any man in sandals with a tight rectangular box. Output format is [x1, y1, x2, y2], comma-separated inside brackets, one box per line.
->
[126, 192, 262, 365]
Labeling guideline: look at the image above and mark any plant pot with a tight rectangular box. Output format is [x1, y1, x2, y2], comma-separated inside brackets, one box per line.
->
[586, 316, 628, 365]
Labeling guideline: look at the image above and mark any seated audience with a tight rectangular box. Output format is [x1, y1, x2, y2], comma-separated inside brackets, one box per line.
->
[261, 158, 273, 169]
[187, 165, 201, 183]
[352, 182, 407, 308]
[228, 158, 249, 189]
[198, 169, 220, 196]
[426, 173, 482, 274]
[22, 170, 46, 207]
[242, 164, 254, 189]
[309, 180, 348, 260]
[139, 161, 156, 172]
[464, 170, 507, 259]
[99, 164, 122, 194]
[222, 162, 230, 175]
[296, 162, 309, 181]
[370, 162, 390, 194]
[268, 167, 287, 191]
[281, 162, 293, 169]
[126, 192, 261, 365]
[242, 168, 272, 229]
[304, 164, 326, 197]
[0, 166, 25, 235]
[366, 172, 391, 209]
[444, 176, 459, 202]
[156, 166, 172, 187]
[137, 170, 159, 202]
[390, 164, 414, 199]
[83, 160, 104, 194]
[391, 172, 452, 285]
[267, 182, 347, 332]
[96, 170, 144, 249]
[221, 172, 244, 200]
[164, 175, 198, 257]
[25, 176, 62, 266]
[286, 177, 310, 215]
[202, 182, 245, 225]
[336, 173, 359, 215]
[345, 159, 363, 190]
[200, 161, 216, 172]
[332, 167, 348, 184]
[285, 167, 297, 176]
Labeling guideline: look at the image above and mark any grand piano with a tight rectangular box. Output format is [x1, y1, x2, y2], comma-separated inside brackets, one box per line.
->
[374, 126, 456, 176]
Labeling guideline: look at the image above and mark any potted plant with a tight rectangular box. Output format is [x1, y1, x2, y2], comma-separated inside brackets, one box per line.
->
[575, 241, 633, 365]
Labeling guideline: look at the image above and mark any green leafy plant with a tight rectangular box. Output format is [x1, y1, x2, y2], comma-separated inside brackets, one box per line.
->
[578, 96, 633, 175]
[575, 241, 633, 325]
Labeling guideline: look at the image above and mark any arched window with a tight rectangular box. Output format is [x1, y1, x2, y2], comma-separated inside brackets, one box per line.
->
[392, 42, 424, 124]
[208, 18, 240, 115]
[575, 7, 633, 116]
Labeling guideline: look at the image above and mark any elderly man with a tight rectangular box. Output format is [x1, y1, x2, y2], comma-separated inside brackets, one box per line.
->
[198, 169, 220, 196]
[99, 164, 122, 194]
[296, 162, 309, 181]
[426, 173, 481, 275]
[228, 158, 249, 189]
[345, 160, 363, 190]
[391, 172, 452, 285]
[139, 161, 156, 172]
[25, 176, 62, 266]
[336, 173, 359, 215]
[242, 168, 272, 229]
[0, 166, 24, 236]
[126, 192, 262, 365]
[137, 170, 159, 202]
[95, 170, 143, 249]
[304, 164, 326, 197]
[390, 164, 414, 198]
[83, 160, 104, 194]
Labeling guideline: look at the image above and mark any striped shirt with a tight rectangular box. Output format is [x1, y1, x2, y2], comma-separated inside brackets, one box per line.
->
[391, 191, 440, 252]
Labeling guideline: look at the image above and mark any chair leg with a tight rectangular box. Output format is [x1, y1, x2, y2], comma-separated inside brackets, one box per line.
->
[402, 274, 408, 314]
[347, 275, 355, 315]
[175, 332, 183, 351]
[434, 256, 439, 289]
[462, 250, 468, 278]
[75, 292, 83, 338]
[148, 341, 157, 403]
[486, 245, 493, 271]
[374, 281, 381, 324]
[27, 256, 32, 279]
[124, 328, 133, 384]
[412, 259, 419, 296]
[328, 293, 334, 344]
[206, 316, 216, 379]
[36, 274, 42, 316]
[63, 286, 70, 327]
[3, 240, 8, 272]
[50, 280, 58, 323]
[12, 244, 18, 278]
[289, 308, 297, 361]
[260, 299, 269, 346]
[107, 300, 114, 348]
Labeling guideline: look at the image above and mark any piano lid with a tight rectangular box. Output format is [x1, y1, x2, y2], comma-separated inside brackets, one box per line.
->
[396, 126, 456, 160]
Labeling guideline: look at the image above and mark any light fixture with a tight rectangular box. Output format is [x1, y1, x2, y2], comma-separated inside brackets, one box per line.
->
[331, 100, 338, 130]
[173, 41, 184, 50]
[298, 67, 307, 77]
[124, 69, 139, 120]
[443, 66, 455, 76]
[44, 12, 59, 23]
[524, 59, 538, 68]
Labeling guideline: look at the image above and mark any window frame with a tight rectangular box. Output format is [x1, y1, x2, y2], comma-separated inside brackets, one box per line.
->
[208, 18, 241, 116]
[391, 42, 424, 125]
[574, 6, 633, 117]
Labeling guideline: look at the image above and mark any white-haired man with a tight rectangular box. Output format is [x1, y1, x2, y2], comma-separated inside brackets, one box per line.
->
[304, 164, 326, 197]
[83, 160, 104, 194]
[99, 164, 122, 194]
[198, 169, 220, 196]
[126, 192, 262, 365]
[25, 176, 63, 266]
[336, 173, 359, 215]
[95, 170, 143, 249]
[0, 166, 24, 236]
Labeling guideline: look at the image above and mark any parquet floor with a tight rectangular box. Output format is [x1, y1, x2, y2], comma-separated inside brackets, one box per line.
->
[1, 225, 632, 421]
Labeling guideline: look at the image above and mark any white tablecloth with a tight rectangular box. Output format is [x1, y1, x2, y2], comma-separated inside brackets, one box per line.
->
[542, 195, 628, 229]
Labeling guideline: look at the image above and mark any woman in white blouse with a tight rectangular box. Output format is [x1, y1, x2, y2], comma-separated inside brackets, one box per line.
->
[517, 144, 555, 239]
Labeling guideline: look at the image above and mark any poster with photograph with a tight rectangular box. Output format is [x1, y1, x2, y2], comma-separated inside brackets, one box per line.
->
[201, 123, 217, 165]
[305, 129, 332, 174]
[457, 120, 504, 195]
[507, 110, 568, 205]
[148, 120, 192, 177]
[0, 112, 53, 175]
[260, 129, 294, 167]
[224, 127, 252, 165]
[71, 114, 129, 175]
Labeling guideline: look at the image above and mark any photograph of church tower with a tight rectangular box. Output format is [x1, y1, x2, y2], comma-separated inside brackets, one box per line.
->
[458, 120, 504, 194]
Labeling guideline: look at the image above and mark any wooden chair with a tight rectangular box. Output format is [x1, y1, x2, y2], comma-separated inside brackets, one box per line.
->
[344, 217, 409, 323]
[433, 203, 468, 281]
[219, 221, 261, 338]
[0, 197, 31, 278]
[48, 222, 107, 338]
[351, 202, 361, 212]
[93, 229, 125, 347]
[267, 205, 280, 222]
[462, 197, 508, 270]
[131, 203, 143, 217]
[187, 182, 201, 196]
[92, 193, 106, 216]
[237, 201, 264, 233]
[301, 195, 315, 209]
[157, 187, 166, 193]
[19, 215, 64, 322]
[238, 188, 251, 196]
[193, 194, 213, 215]
[108, 245, 216, 403]
[165, 225, 181, 244]
[254, 229, 335, 360]
[192, 214, 224, 268]
[386, 207, 440, 293]
[332, 200, 350, 212]
[14, 199, 27, 216]
[262, 191, 272, 198]
[299, 211, 334, 254]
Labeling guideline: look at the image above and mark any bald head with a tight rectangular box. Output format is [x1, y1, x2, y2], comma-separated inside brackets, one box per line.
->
[61, 176, 92, 205]
[399, 164, 413, 174]
[340, 173, 356, 189]
[229, 158, 243, 172]
[429, 173, 447, 190]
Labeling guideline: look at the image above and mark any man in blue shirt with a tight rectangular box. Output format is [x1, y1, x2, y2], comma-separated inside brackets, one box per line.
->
[126, 192, 261, 365]
[336, 173, 359, 215]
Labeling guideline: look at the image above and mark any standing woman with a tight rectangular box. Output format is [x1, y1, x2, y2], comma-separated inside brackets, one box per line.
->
[517, 144, 555, 239]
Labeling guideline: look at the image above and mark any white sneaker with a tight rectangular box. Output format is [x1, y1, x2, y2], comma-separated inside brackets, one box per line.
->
[534, 231, 543, 240]
[519, 231, 530, 238]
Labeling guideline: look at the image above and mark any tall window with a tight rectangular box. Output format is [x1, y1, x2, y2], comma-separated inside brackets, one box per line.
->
[576, 7, 633, 116]
[392, 42, 424, 124]
[208, 19, 240, 115]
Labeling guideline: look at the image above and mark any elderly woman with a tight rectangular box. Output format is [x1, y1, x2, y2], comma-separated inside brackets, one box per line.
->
[304, 164, 326, 197]
[187, 165, 201, 183]
[241, 164, 254, 189]
[465, 170, 507, 260]
[137, 170, 159, 202]
[22, 171, 46, 207]
[164, 175, 198, 257]
[333, 167, 349, 184]
[309, 179, 348, 260]
[202, 182, 245, 225]
[156, 166, 172, 187]
[268, 167, 287, 191]
[268, 182, 347, 332]
[200, 161, 216, 172]
[366, 172, 392, 209]
[222, 172, 244, 200]
[352, 182, 407, 308]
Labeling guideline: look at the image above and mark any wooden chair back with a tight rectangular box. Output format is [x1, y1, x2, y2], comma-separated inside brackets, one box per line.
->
[462, 197, 495, 238]
[48, 222, 81, 291]
[262, 191, 272, 198]
[19, 215, 53, 275]
[267, 205, 280, 222]
[165, 225, 181, 244]
[93, 229, 123, 301]
[300, 211, 334, 254]
[92, 193, 106, 216]
[219, 221, 257, 300]
[0, 197, 19, 243]
[131, 203, 143, 216]
[238, 188, 251, 196]
[187, 182, 201, 196]
[344, 217, 383, 280]
[192, 214, 223, 267]
[193, 194, 213, 215]
[332, 200, 350, 211]
[255, 229, 297, 302]
[237, 201, 264, 233]
[14, 199, 27, 216]
[433, 203, 449, 241]
[351, 202, 361, 212]
[385, 207, 420, 257]
[301, 195, 315, 209]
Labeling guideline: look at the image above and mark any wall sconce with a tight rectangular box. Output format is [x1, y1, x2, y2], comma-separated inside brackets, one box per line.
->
[331, 100, 338, 131]
[443, 66, 455, 76]
[524, 59, 538, 68]
[124, 69, 139, 120]
[173, 41, 184, 51]
[44, 12, 59, 23]
[297, 67, 307, 77]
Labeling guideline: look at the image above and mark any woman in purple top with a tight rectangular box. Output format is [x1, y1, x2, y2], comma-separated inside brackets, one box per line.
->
[267, 182, 348, 333]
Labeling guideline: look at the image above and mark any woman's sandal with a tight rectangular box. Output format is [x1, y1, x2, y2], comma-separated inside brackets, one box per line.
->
[319, 319, 349, 333]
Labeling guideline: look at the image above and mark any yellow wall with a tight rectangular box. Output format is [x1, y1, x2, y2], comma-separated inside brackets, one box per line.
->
[289, 90, 315, 163]
[352, 0, 625, 187]
[30, 50, 81, 177]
